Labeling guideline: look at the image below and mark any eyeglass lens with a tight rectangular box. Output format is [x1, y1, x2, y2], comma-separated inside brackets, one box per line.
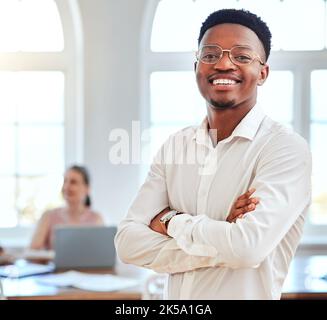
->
[199, 46, 256, 65]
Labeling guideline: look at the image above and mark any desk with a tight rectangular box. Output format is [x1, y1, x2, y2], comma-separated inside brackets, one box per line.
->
[282, 255, 327, 299]
[2, 268, 143, 300]
[2, 255, 327, 300]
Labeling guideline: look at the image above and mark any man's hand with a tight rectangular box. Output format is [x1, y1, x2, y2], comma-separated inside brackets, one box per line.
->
[226, 188, 259, 223]
[149, 207, 171, 235]
[149, 189, 259, 235]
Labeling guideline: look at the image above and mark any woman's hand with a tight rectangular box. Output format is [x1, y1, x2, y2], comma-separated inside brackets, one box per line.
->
[226, 188, 259, 223]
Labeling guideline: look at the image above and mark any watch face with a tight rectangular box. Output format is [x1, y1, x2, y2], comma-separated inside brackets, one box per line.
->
[160, 213, 169, 223]
[160, 210, 177, 223]
[159, 216, 165, 222]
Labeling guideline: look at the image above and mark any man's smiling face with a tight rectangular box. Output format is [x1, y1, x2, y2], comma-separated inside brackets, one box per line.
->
[195, 23, 269, 111]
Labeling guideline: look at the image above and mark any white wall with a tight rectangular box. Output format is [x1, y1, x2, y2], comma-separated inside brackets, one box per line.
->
[0, 0, 150, 247]
[78, 0, 148, 224]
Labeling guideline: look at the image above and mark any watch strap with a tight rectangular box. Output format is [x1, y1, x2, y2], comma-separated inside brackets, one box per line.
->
[159, 210, 181, 233]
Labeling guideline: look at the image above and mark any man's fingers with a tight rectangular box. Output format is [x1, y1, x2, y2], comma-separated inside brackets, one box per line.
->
[230, 213, 245, 223]
[234, 198, 248, 208]
[237, 188, 256, 200]
[227, 193, 259, 223]
[235, 197, 259, 209]
[228, 206, 248, 221]
[233, 207, 248, 216]
[251, 198, 260, 205]
[227, 203, 256, 222]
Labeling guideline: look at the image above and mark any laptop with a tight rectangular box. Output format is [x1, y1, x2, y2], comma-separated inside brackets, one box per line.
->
[54, 226, 117, 270]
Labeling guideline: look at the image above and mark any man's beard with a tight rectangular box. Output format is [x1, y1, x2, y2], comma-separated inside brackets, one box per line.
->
[209, 98, 236, 110]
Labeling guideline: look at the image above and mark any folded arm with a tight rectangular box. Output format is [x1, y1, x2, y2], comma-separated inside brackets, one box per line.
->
[115, 141, 256, 274]
[165, 134, 312, 269]
[114, 147, 222, 274]
[115, 136, 253, 273]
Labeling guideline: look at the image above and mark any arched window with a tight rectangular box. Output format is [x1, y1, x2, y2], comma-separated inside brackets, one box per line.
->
[0, 0, 83, 227]
[143, 0, 327, 231]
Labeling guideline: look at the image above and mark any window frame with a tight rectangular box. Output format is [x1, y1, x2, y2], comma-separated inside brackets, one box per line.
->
[0, 0, 84, 244]
[141, 0, 327, 247]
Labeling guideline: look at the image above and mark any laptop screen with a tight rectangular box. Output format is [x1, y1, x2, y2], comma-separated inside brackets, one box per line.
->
[54, 226, 117, 269]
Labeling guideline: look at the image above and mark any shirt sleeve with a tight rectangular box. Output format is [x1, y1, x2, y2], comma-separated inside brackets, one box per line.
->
[167, 133, 312, 269]
[115, 139, 224, 274]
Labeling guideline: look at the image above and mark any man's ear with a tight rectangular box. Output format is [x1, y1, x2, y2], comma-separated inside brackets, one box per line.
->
[257, 64, 269, 86]
[194, 61, 197, 72]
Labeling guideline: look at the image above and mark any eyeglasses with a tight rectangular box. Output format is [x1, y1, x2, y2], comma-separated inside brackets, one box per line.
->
[196, 45, 265, 66]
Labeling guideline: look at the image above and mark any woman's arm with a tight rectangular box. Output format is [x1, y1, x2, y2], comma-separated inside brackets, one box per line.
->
[30, 211, 51, 250]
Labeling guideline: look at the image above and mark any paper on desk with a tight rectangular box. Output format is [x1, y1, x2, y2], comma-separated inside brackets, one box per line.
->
[0, 260, 55, 278]
[36, 271, 140, 292]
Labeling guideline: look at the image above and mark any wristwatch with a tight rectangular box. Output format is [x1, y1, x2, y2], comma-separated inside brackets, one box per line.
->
[159, 209, 181, 234]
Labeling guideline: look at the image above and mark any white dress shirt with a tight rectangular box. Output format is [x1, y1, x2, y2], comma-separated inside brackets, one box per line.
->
[115, 104, 312, 300]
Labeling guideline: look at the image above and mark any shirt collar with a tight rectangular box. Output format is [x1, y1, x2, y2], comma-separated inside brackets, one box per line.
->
[193, 117, 211, 147]
[193, 103, 266, 146]
[230, 103, 266, 141]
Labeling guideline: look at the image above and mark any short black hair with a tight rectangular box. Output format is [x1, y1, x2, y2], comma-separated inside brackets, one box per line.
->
[198, 9, 272, 61]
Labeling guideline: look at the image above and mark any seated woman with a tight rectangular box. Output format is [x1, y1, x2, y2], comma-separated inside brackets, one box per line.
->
[30, 165, 104, 250]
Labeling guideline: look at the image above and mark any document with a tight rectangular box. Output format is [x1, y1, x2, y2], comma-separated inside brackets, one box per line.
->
[0, 260, 55, 278]
[36, 270, 140, 292]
